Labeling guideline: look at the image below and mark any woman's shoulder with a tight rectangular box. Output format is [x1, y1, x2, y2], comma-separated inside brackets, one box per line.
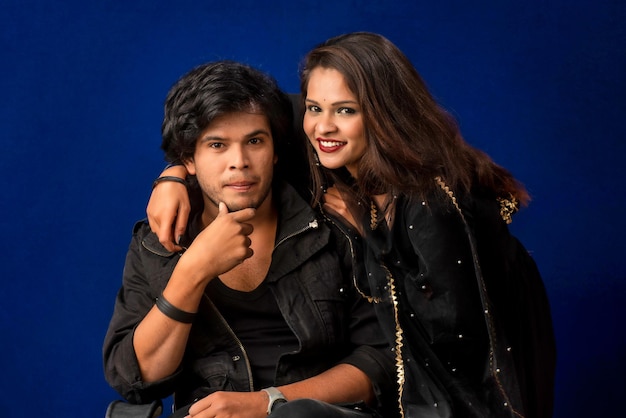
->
[399, 187, 512, 235]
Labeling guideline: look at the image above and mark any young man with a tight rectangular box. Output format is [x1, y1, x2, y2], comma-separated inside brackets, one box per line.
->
[103, 61, 396, 418]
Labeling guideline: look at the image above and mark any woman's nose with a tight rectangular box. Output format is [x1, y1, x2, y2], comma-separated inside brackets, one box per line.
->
[316, 114, 337, 134]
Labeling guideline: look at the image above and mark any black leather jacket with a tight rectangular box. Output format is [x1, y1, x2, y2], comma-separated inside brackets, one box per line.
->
[357, 188, 556, 418]
[102, 182, 396, 413]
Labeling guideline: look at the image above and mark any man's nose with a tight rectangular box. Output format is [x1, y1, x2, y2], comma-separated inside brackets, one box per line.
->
[229, 145, 249, 169]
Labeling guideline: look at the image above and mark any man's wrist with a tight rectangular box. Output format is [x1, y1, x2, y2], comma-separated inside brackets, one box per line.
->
[261, 387, 287, 415]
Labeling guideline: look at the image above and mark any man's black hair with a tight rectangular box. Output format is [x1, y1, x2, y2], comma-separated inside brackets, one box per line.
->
[160, 60, 310, 200]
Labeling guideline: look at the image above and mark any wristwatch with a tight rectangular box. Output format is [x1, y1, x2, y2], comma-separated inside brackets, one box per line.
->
[261, 386, 287, 414]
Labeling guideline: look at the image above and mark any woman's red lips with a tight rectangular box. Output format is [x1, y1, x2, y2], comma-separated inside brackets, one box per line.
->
[317, 138, 346, 153]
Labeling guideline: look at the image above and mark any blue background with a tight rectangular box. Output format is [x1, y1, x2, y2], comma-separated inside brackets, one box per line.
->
[1, 1, 624, 416]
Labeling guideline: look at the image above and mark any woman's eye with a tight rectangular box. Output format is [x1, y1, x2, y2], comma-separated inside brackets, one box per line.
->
[338, 107, 356, 115]
[307, 105, 321, 112]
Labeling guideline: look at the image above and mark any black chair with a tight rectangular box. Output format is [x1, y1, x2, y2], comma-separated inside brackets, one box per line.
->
[105, 399, 162, 418]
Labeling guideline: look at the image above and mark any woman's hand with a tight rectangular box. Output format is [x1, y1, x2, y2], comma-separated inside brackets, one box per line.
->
[146, 165, 190, 252]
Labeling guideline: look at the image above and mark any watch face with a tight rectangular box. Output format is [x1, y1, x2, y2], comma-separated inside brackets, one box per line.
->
[271, 398, 288, 411]
[263, 387, 287, 414]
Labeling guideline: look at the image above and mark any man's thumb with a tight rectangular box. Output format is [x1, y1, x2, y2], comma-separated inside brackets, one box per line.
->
[218, 201, 229, 215]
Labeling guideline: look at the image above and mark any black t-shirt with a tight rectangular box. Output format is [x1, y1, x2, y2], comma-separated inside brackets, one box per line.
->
[206, 278, 299, 388]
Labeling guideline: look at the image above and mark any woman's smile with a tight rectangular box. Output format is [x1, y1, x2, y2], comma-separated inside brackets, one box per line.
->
[317, 138, 347, 153]
[303, 67, 367, 177]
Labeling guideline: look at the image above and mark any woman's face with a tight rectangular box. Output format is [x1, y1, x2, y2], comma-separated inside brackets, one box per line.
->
[303, 67, 366, 178]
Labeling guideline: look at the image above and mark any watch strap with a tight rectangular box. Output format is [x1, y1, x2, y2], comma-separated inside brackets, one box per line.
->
[261, 386, 287, 415]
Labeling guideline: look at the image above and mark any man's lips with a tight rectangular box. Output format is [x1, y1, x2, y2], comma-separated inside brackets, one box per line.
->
[225, 181, 255, 191]
[317, 138, 346, 153]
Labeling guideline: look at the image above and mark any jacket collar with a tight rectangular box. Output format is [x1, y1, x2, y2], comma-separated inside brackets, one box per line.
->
[141, 181, 326, 259]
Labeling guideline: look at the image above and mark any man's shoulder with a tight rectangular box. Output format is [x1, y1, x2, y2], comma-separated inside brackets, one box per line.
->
[131, 219, 178, 258]
[132, 218, 150, 235]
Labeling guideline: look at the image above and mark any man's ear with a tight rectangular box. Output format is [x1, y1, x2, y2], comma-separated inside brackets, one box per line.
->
[183, 158, 196, 175]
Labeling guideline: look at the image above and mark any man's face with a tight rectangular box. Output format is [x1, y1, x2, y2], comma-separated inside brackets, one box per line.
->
[184, 111, 277, 214]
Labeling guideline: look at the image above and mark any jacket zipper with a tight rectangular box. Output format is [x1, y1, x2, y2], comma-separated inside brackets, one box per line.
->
[274, 219, 319, 249]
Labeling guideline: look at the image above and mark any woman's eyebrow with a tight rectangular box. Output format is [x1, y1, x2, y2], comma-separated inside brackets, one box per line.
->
[305, 98, 358, 106]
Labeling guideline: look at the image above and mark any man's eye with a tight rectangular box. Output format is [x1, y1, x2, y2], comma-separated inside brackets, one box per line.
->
[249, 138, 261, 144]
[209, 142, 223, 149]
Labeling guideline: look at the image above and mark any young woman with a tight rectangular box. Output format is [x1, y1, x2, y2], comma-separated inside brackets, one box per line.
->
[298, 32, 556, 418]
[147, 32, 556, 418]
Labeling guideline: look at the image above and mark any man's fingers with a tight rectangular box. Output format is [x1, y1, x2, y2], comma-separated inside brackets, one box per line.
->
[216, 202, 256, 225]
[230, 207, 256, 224]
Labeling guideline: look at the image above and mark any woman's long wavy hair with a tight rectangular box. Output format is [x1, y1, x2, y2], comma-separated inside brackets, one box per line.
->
[299, 32, 529, 212]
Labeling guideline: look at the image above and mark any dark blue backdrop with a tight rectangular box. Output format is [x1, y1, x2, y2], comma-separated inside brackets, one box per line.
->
[1, 1, 624, 417]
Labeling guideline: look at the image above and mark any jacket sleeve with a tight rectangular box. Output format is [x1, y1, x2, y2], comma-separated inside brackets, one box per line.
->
[102, 221, 182, 403]
[404, 193, 555, 417]
[466, 196, 557, 418]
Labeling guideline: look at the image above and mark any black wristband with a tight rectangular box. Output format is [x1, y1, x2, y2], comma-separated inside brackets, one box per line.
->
[152, 176, 187, 189]
[155, 293, 196, 323]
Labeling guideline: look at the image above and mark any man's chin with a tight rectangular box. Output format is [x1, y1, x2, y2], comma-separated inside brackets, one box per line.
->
[222, 200, 258, 212]
[213, 186, 272, 213]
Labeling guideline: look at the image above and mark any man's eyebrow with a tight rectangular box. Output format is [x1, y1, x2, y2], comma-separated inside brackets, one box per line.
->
[199, 129, 271, 142]
[199, 134, 222, 142]
[244, 129, 271, 138]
